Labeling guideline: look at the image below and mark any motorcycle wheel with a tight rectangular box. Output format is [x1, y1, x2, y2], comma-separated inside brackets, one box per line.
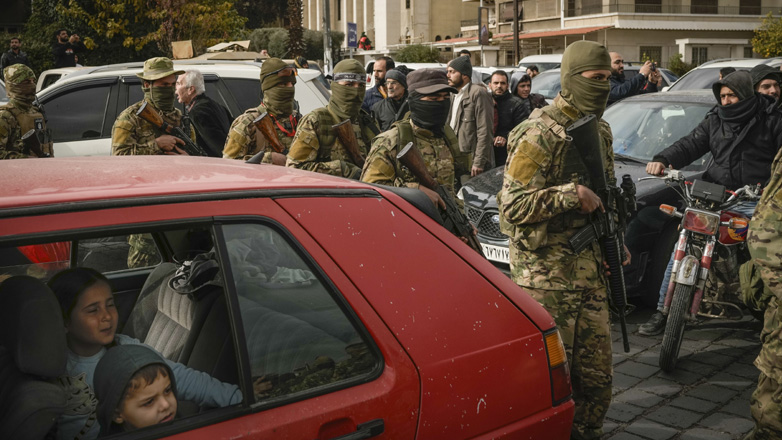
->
[659, 282, 693, 372]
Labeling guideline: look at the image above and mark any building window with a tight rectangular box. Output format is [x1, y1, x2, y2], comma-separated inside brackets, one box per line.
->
[691, 0, 717, 14]
[744, 47, 754, 58]
[635, 0, 661, 13]
[692, 47, 708, 65]
[581, 0, 602, 15]
[640, 46, 662, 65]
[740, 0, 760, 15]
[337, 0, 341, 20]
[406, 0, 410, 9]
[501, 2, 521, 22]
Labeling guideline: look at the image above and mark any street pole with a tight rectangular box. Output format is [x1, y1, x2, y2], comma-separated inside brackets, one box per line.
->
[513, 0, 519, 65]
[323, 0, 333, 74]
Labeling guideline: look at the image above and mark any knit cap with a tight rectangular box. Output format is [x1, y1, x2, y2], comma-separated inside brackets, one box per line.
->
[448, 56, 472, 78]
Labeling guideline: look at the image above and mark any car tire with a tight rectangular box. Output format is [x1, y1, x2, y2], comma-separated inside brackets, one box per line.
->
[642, 223, 679, 308]
[659, 282, 692, 372]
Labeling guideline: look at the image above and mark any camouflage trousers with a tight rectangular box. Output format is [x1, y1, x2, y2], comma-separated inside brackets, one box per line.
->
[523, 285, 613, 440]
[127, 233, 159, 269]
[745, 372, 782, 440]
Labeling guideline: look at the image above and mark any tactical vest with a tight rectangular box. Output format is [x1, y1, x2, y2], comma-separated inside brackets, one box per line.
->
[0, 102, 54, 156]
[392, 119, 460, 192]
[536, 108, 592, 232]
[313, 107, 379, 160]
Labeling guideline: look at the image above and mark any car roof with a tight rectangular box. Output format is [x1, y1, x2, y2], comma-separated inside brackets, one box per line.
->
[519, 54, 563, 62]
[694, 58, 782, 68]
[47, 61, 321, 87]
[616, 89, 715, 103]
[0, 156, 367, 210]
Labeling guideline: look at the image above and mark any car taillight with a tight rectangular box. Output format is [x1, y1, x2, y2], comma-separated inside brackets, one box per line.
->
[682, 209, 720, 235]
[544, 329, 572, 406]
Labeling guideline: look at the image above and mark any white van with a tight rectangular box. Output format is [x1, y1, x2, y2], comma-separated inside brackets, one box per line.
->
[517, 54, 562, 72]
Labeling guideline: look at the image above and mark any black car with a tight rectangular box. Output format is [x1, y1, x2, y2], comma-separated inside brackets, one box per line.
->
[459, 90, 716, 305]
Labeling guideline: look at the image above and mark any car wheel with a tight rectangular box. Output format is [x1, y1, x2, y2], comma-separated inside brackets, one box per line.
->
[642, 223, 679, 308]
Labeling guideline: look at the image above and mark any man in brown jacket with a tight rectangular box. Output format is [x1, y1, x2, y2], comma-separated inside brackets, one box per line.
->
[446, 56, 494, 176]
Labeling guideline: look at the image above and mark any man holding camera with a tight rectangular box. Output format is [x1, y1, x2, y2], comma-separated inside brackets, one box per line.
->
[52, 28, 86, 68]
[607, 52, 660, 105]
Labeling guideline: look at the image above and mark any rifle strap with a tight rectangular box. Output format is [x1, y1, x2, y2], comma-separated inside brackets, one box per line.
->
[536, 109, 569, 141]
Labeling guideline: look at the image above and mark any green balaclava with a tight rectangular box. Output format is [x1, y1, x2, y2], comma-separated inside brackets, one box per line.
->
[4, 64, 37, 108]
[560, 41, 612, 118]
[137, 57, 183, 113]
[329, 59, 366, 121]
[261, 57, 297, 117]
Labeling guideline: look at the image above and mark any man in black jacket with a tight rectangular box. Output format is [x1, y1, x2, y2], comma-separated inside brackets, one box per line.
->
[52, 29, 86, 68]
[489, 70, 526, 166]
[371, 68, 409, 131]
[639, 70, 782, 335]
[362, 56, 395, 112]
[175, 70, 232, 157]
[750, 64, 781, 107]
[607, 52, 659, 105]
[0, 37, 31, 80]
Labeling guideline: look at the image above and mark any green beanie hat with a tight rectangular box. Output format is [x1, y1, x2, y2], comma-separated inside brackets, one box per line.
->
[261, 57, 295, 91]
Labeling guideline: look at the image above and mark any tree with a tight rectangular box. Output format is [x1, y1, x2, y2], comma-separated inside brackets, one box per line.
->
[396, 44, 440, 63]
[55, 0, 247, 62]
[235, 0, 287, 29]
[287, 0, 305, 58]
[752, 12, 782, 57]
[667, 53, 696, 77]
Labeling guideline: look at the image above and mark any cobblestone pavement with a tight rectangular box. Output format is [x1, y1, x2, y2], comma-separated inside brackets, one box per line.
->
[603, 307, 763, 440]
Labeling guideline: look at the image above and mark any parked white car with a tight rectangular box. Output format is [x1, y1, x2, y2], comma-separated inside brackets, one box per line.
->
[667, 57, 782, 91]
[36, 61, 330, 157]
[517, 54, 562, 72]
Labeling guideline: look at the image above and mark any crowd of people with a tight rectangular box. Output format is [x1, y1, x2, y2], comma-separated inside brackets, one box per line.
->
[4, 37, 782, 439]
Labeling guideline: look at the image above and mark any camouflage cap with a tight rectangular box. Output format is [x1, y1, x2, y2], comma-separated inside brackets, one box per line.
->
[3, 64, 36, 85]
[136, 57, 185, 81]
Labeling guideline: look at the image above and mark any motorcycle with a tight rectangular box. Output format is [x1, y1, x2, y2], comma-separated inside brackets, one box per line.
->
[638, 170, 762, 372]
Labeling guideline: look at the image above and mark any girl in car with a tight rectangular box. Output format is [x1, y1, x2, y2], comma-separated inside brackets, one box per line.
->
[49, 267, 241, 440]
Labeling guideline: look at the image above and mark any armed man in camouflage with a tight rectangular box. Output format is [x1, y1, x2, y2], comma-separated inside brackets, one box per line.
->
[0, 64, 54, 159]
[112, 57, 194, 268]
[111, 57, 191, 156]
[286, 59, 379, 178]
[223, 58, 299, 165]
[361, 68, 470, 206]
[497, 41, 627, 440]
[744, 148, 782, 440]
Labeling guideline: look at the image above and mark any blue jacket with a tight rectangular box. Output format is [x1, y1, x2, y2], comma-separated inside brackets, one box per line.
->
[608, 73, 657, 105]
[362, 85, 385, 112]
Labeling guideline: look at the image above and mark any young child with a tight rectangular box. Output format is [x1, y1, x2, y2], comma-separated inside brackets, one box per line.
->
[94, 345, 178, 435]
[50, 267, 241, 440]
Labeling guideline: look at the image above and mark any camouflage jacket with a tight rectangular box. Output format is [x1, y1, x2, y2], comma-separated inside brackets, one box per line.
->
[111, 101, 192, 156]
[748, 146, 782, 380]
[286, 107, 378, 178]
[497, 94, 615, 290]
[361, 120, 468, 198]
[0, 100, 50, 160]
[223, 103, 299, 163]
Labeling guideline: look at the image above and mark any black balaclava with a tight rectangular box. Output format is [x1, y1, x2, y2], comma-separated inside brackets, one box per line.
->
[560, 41, 612, 118]
[713, 70, 759, 125]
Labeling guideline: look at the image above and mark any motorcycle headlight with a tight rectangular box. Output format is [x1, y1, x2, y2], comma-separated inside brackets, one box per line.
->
[682, 209, 720, 235]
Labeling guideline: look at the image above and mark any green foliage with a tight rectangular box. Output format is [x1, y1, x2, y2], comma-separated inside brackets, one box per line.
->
[752, 12, 782, 57]
[235, 0, 287, 28]
[667, 53, 696, 77]
[396, 44, 440, 63]
[251, 27, 343, 62]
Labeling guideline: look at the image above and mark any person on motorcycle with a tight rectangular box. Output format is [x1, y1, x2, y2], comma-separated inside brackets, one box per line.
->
[639, 70, 782, 336]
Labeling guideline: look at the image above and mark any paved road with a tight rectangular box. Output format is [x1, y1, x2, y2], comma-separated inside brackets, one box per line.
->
[603, 307, 763, 440]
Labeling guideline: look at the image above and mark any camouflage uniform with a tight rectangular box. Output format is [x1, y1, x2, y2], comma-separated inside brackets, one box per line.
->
[498, 94, 615, 440]
[745, 147, 782, 440]
[112, 57, 187, 268]
[361, 120, 469, 198]
[0, 64, 54, 159]
[223, 103, 299, 162]
[286, 109, 376, 178]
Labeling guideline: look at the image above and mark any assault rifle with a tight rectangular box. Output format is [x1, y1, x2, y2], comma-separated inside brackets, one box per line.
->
[253, 112, 286, 154]
[136, 102, 207, 156]
[566, 114, 634, 353]
[332, 119, 365, 168]
[397, 142, 484, 257]
[21, 129, 51, 158]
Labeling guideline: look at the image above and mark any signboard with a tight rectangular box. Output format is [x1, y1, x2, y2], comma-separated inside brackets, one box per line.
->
[479, 7, 490, 45]
[347, 23, 358, 48]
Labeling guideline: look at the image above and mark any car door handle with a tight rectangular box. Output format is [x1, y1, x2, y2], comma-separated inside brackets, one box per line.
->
[322, 419, 384, 440]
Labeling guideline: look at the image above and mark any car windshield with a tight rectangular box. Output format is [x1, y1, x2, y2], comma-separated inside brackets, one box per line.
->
[605, 98, 714, 169]
[531, 70, 561, 99]
[669, 67, 741, 91]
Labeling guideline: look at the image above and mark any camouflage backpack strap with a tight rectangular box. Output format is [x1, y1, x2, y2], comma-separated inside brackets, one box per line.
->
[536, 108, 569, 140]
[358, 109, 380, 144]
[312, 107, 338, 148]
[395, 118, 415, 149]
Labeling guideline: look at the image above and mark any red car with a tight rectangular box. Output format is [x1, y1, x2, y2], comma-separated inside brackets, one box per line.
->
[0, 156, 573, 439]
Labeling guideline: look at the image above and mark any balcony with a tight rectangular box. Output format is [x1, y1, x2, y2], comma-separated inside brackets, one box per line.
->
[565, 2, 778, 17]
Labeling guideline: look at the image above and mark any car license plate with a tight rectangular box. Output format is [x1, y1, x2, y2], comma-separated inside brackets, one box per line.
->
[481, 243, 509, 264]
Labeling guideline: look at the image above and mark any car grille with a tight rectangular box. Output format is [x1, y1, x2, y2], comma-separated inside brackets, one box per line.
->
[465, 205, 506, 239]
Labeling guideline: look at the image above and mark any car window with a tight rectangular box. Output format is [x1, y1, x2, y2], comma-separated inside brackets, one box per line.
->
[223, 78, 261, 113]
[531, 70, 561, 99]
[45, 84, 111, 142]
[606, 99, 713, 169]
[222, 223, 379, 403]
[669, 67, 747, 91]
